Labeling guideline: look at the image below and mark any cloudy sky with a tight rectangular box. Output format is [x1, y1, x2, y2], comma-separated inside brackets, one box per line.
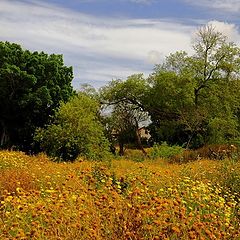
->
[0, 0, 239, 89]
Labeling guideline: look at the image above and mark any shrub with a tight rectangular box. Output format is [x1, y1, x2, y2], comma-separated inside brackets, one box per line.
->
[195, 144, 239, 160]
[171, 144, 240, 163]
[123, 149, 146, 162]
[149, 142, 184, 160]
[34, 93, 111, 161]
[169, 149, 199, 163]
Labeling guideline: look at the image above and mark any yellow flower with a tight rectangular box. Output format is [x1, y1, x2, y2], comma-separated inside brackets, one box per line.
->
[71, 195, 77, 201]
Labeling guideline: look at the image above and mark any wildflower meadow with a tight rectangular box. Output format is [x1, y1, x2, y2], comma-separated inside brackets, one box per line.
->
[0, 150, 239, 239]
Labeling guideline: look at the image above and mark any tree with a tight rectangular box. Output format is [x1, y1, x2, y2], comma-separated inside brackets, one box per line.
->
[147, 24, 240, 147]
[187, 25, 240, 145]
[0, 42, 74, 151]
[191, 25, 240, 105]
[146, 69, 196, 146]
[34, 93, 110, 161]
[100, 74, 149, 155]
[104, 103, 148, 156]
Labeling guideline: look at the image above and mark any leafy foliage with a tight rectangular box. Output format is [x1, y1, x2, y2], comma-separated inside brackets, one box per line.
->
[1, 24, 240, 157]
[100, 74, 149, 155]
[0, 41, 74, 152]
[34, 93, 111, 161]
[145, 25, 240, 147]
[149, 142, 184, 160]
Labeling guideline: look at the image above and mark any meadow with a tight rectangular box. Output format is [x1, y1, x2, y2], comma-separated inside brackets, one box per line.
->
[0, 150, 240, 239]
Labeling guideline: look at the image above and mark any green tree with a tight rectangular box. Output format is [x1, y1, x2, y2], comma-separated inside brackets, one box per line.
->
[100, 74, 148, 111]
[34, 93, 110, 161]
[191, 25, 240, 105]
[100, 74, 149, 155]
[146, 70, 196, 147]
[0, 42, 74, 151]
[104, 103, 148, 156]
[147, 24, 240, 147]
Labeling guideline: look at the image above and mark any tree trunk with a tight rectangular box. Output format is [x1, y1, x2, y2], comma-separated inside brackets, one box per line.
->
[186, 133, 194, 149]
[0, 120, 9, 147]
[135, 128, 147, 156]
[119, 141, 124, 156]
[133, 116, 147, 156]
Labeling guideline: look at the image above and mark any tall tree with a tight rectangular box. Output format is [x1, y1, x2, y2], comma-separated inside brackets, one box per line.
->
[189, 25, 240, 145]
[147, 24, 240, 147]
[105, 103, 148, 156]
[191, 25, 240, 105]
[0, 42, 74, 151]
[100, 74, 149, 155]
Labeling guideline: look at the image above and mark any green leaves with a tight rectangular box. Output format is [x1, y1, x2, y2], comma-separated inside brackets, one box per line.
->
[35, 93, 111, 161]
[100, 74, 148, 109]
[100, 74, 150, 155]
[0, 41, 74, 151]
[147, 25, 240, 147]
[1, 24, 240, 156]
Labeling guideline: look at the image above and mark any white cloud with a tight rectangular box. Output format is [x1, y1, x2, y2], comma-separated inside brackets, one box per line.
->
[0, 0, 199, 88]
[184, 0, 240, 13]
[147, 50, 163, 64]
[191, 20, 240, 45]
[207, 20, 240, 43]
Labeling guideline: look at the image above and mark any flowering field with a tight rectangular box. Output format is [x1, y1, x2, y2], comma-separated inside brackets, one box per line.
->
[0, 151, 239, 239]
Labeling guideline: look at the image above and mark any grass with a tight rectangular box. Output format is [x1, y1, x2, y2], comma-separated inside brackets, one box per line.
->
[0, 150, 239, 239]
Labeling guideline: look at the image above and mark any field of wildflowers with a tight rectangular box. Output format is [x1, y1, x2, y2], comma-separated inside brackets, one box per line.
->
[0, 150, 239, 239]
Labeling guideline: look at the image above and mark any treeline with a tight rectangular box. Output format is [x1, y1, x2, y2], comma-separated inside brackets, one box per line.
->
[100, 25, 240, 156]
[1, 24, 240, 161]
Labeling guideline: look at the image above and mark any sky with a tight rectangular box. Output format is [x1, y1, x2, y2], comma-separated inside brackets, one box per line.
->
[0, 0, 240, 89]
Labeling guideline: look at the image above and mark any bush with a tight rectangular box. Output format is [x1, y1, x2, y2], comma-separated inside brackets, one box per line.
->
[34, 93, 111, 161]
[123, 149, 146, 162]
[194, 144, 239, 160]
[169, 149, 199, 164]
[149, 142, 184, 160]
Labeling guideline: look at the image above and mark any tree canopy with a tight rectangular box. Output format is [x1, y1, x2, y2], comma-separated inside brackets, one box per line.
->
[101, 24, 240, 149]
[100, 74, 150, 154]
[147, 26, 240, 147]
[1, 24, 240, 159]
[34, 93, 110, 161]
[0, 41, 74, 152]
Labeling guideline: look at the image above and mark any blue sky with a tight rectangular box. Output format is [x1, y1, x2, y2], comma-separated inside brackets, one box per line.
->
[0, 0, 239, 89]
